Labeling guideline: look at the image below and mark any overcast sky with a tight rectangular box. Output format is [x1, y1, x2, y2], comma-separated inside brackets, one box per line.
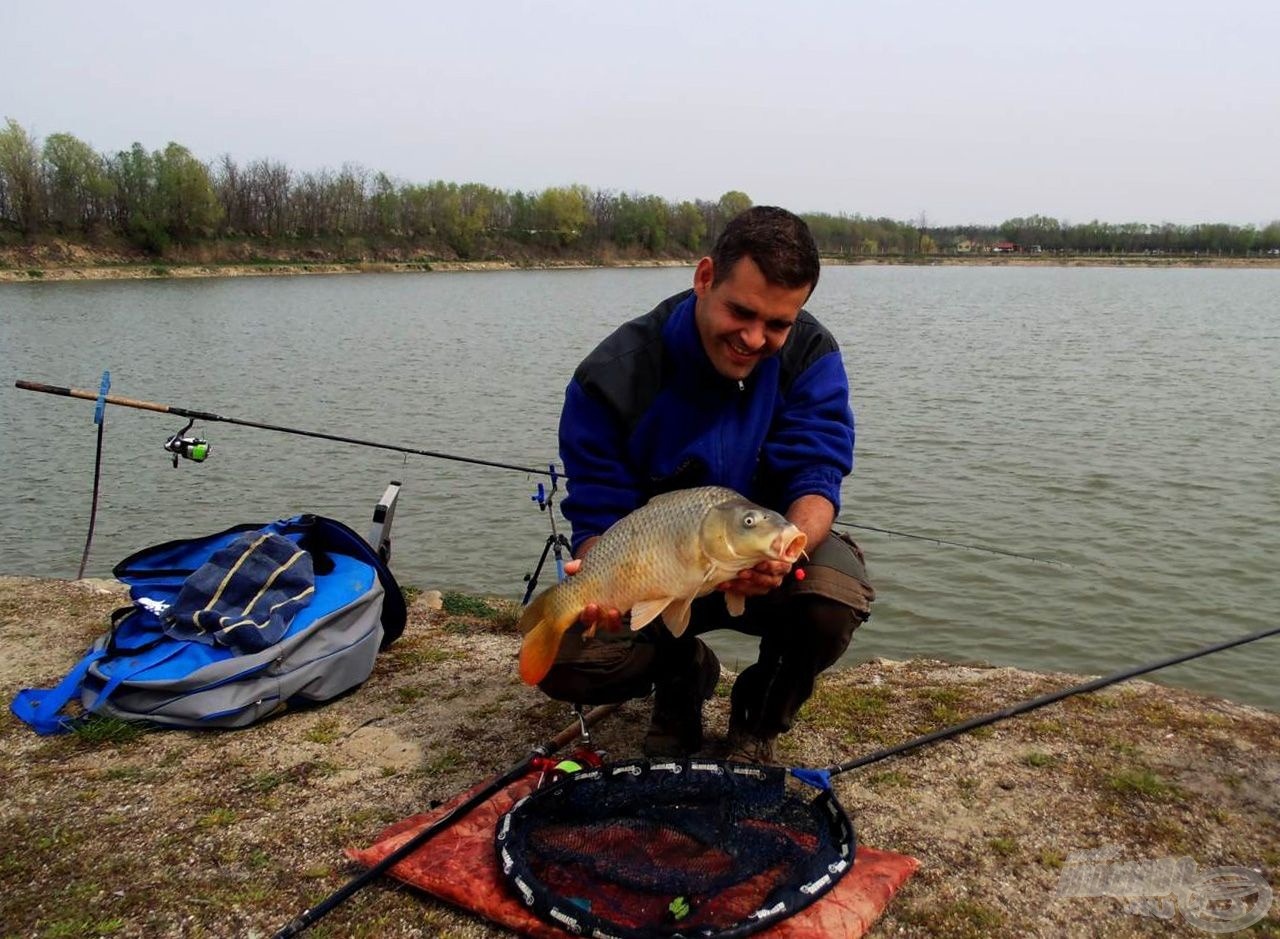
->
[2, 0, 1276, 226]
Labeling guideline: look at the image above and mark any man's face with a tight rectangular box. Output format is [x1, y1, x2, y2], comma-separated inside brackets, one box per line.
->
[692, 255, 811, 381]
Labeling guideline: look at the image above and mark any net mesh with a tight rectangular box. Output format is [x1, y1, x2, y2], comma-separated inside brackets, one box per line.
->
[497, 759, 855, 938]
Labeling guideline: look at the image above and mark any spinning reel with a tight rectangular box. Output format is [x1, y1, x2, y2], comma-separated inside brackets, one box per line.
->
[163, 418, 210, 468]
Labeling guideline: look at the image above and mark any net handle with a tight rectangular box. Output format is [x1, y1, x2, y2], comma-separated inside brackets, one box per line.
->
[828, 624, 1280, 776]
[271, 702, 619, 938]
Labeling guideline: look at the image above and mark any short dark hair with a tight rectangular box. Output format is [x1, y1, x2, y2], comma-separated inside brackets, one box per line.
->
[711, 205, 820, 293]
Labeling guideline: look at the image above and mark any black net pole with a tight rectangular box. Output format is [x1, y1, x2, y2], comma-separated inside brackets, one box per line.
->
[270, 703, 618, 938]
[829, 623, 1280, 776]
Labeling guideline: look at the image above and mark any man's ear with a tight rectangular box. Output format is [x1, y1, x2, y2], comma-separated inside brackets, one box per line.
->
[693, 256, 715, 296]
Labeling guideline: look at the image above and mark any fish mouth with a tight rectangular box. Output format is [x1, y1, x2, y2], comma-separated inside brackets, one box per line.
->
[773, 529, 808, 563]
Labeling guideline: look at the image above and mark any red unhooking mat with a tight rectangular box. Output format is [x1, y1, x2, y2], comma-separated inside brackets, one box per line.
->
[348, 773, 919, 938]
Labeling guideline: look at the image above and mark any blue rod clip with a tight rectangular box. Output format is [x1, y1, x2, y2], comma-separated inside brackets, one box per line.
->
[93, 371, 110, 425]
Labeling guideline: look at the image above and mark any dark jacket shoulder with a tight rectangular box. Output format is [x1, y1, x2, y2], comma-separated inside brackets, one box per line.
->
[572, 290, 688, 425]
[774, 309, 841, 395]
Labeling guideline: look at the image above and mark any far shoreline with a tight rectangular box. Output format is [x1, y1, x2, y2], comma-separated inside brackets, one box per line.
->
[4, 253, 1280, 283]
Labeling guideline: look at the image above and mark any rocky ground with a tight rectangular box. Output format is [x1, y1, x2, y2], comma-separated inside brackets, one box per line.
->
[1, 576, 1276, 938]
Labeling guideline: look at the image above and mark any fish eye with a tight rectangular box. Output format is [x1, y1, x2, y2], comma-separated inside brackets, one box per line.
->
[742, 512, 758, 528]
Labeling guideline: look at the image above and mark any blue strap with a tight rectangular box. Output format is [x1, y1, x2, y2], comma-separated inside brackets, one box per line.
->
[10, 630, 186, 735]
[93, 370, 111, 425]
[10, 645, 108, 735]
[790, 767, 833, 791]
[87, 642, 188, 713]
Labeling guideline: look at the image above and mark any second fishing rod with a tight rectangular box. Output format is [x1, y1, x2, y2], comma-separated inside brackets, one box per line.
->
[16, 377, 1062, 566]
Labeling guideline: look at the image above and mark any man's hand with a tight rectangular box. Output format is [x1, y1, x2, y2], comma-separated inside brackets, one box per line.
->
[713, 495, 835, 600]
[716, 559, 792, 598]
[562, 555, 624, 632]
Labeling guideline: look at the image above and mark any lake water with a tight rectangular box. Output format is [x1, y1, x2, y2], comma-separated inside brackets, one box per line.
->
[1, 266, 1277, 712]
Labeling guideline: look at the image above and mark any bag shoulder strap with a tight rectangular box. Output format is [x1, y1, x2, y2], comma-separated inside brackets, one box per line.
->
[10, 644, 109, 735]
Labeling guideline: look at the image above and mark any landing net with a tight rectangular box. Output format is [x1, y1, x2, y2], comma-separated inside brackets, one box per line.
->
[496, 758, 854, 938]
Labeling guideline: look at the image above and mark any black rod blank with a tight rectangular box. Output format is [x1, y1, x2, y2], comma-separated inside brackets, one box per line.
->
[829, 623, 1280, 776]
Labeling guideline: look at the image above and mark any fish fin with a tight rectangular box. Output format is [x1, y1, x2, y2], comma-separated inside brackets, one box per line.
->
[661, 597, 695, 637]
[630, 597, 676, 632]
[724, 592, 746, 617]
[517, 588, 580, 685]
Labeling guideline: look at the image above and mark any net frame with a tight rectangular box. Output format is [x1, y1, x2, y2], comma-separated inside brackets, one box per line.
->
[496, 757, 856, 938]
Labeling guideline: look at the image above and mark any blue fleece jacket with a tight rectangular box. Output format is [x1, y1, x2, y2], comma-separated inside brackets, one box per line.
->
[559, 290, 855, 554]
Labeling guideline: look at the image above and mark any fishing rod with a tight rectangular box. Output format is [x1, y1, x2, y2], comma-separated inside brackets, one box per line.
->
[271, 701, 620, 938]
[815, 622, 1280, 779]
[832, 518, 1070, 567]
[18, 378, 1067, 565]
[15, 379, 558, 478]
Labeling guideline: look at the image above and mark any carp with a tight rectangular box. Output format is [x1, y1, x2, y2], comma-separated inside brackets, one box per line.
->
[517, 486, 807, 685]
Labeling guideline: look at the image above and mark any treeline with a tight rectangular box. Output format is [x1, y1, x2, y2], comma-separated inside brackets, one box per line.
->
[1, 119, 1277, 259]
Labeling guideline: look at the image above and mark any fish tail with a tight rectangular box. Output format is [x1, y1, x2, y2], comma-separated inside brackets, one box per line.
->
[517, 588, 580, 685]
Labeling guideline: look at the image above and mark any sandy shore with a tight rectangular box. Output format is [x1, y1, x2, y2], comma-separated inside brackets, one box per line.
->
[1, 575, 1276, 938]
[3, 254, 1277, 283]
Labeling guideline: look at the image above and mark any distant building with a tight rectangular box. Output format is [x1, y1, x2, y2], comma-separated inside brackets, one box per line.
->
[992, 241, 1018, 253]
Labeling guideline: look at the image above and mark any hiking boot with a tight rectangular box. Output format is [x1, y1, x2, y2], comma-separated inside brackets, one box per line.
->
[724, 729, 779, 766]
[642, 640, 720, 758]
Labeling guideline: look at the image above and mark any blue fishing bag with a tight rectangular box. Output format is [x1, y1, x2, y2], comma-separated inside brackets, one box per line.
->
[11, 514, 406, 735]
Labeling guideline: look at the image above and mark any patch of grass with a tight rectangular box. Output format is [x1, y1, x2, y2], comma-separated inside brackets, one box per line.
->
[801, 684, 893, 728]
[43, 918, 125, 937]
[424, 747, 464, 775]
[101, 764, 150, 782]
[233, 882, 274, 903]
[1026, 717, 1065, 735]
[1037, 848, 1066, 869]
[247, 771, 288, 794]
[295, 758, 340, 779]
[391, 642, 461, 666]
[196, 807, 237, 828]
[303, 717, 342, 744]
[27, 268, 44, 278]
[866, 770, 909, 788]
[987, 836, 1019, 857]
[400, 584, 421, 606]
[442, 591, 500, 618]
[1067, 692, 1121, 713]
[150, 265, 171, 276]
[70, 714, 148, 746]
[1108, 739, 1140, 758]
[394, 685, 429, 704]
[1104, 767, 1183, 801]
[924, 686, 971, 723]
[1023, 751, 1056, 768]
[898, 898, 1004, 938]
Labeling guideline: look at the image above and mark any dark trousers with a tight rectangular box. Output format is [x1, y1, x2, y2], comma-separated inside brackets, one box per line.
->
[539, 533, 875, 736]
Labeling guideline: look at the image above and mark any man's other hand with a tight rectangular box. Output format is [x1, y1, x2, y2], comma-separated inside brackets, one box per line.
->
[717, 559, 792, 598]
[563, 557, 624, 632]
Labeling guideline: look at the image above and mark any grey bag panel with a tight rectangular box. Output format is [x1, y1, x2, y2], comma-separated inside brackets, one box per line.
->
[83, 583, 386, 728]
